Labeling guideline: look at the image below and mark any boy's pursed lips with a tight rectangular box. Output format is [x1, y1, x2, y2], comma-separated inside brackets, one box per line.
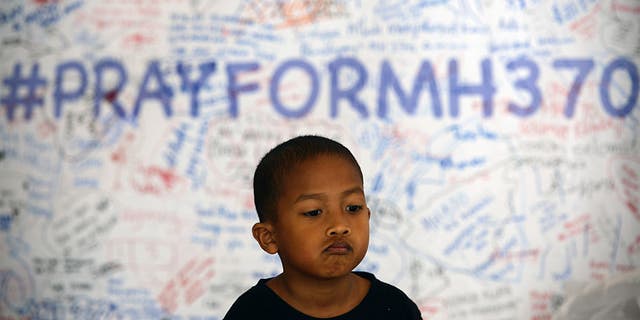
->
[324, 240, 352, 254]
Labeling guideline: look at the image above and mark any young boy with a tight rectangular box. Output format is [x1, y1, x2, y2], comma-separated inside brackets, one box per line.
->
[223, 135, 422, 319]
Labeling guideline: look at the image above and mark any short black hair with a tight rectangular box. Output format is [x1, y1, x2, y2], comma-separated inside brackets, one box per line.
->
[253, 135, 363, 222]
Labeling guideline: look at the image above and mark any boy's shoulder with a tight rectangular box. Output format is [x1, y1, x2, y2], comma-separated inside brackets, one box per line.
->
[222, 272, 422, 320]
[222, 278, 278, 319]
[355, 271, 408, 299]
[354, 271, 422, 318]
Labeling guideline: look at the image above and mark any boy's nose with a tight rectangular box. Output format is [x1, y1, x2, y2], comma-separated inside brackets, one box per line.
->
[326, 213, 351, 236]
[327, 226, 351, 236]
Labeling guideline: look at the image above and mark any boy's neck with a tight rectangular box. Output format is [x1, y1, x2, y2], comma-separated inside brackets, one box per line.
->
[267, 272, 370, 318]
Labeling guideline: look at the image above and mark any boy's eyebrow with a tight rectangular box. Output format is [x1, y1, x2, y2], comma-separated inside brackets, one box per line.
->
[341, 186, 365, 197]
[294, 186, 365, 203]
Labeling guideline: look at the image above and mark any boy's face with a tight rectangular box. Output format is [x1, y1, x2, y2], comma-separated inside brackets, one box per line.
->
[270, 154, 370, 280]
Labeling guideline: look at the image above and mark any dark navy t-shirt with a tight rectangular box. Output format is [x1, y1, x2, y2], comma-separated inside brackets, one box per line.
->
[223, 271, 422, 320]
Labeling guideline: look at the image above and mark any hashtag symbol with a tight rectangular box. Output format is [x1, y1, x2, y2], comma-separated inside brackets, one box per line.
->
[1, 63, 47, 121]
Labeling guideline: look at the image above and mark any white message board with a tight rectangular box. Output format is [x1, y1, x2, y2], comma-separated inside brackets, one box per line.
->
[1, 1, 639, 319]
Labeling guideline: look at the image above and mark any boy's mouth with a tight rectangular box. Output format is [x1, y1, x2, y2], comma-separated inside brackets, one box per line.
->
[324, 241, 352, 254]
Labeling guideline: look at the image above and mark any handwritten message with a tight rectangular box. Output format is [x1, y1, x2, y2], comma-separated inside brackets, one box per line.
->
[1, 1, 639, 319]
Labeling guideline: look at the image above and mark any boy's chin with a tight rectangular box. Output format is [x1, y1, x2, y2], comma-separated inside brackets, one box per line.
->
[319, 260, 364, 278]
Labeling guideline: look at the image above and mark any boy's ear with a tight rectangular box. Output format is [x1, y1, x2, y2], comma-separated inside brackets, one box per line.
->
[252, 222, 278, 254]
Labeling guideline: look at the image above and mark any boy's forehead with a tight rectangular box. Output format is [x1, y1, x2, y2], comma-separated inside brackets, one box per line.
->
[289, 154, 359, 175]
[279, 155, 362, 191]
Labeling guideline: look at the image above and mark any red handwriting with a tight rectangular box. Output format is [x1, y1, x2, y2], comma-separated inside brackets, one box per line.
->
[416, 298, 443, 319]
[239, 0, 345, 29]
[131, 165, 186, 195]
[589, 260, 636, 281]
[123, 33, 156, 47]
[157, 257, 215, 314]
[612, 0, 640, 14]
[609, 157, 640, 221]
[529, 290, 556, 320]
[574, 116, 624, 138]
[569, 3, 601, 38]
[557, 213, 598, 242]
[519, 120, 569, 139]
[627, 234, 640, 255]
[36, 119, 57, 138]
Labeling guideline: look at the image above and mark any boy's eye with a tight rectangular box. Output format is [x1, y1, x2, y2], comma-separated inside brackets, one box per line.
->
[303, 209, 322, 217]
[346, 205, 363, 213]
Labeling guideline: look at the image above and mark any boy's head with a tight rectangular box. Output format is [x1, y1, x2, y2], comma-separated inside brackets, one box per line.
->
[253, 135, 363, 223]
[251, 135, 369, 279]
